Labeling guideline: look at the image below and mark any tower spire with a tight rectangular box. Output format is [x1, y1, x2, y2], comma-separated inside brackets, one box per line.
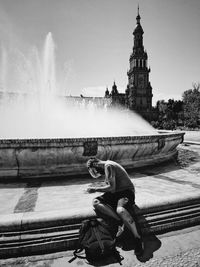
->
[136, 4, 141, 24]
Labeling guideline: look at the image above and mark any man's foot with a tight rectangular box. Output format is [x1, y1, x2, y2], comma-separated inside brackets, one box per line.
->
[134, 237, 144, 257]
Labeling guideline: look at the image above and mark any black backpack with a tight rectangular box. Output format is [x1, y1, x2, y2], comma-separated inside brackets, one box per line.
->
[69, 218, 124, 265]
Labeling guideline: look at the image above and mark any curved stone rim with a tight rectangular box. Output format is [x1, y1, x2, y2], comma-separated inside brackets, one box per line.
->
[0, 131, 185, 146]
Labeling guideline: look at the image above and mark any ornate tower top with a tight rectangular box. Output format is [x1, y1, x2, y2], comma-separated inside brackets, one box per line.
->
[133, 5, 144, 36]
[131, 6, 146, 58]
[111, 81, 118, 96]
[105, 87, 110, 98]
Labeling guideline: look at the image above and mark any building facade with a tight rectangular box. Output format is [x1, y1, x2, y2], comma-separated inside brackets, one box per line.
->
[105, 82, 125, 107]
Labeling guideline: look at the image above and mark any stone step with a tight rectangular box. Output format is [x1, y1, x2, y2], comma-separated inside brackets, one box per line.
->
[140, 203, 200, 226]
[1, 203, 200, 243]
[142, 208, 200, 234]
[1, 199, 200, 258]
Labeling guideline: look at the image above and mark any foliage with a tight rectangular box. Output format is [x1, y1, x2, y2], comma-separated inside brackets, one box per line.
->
[182, 83, 200, 129]
[153, 82, 200, 130]
[154, 99, 184, 129]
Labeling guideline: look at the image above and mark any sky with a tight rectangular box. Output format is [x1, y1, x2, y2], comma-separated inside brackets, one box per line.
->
[0, 0, 199, 105]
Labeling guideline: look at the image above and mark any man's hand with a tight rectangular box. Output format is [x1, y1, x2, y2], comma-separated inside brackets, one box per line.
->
[86, 187, 96, 193]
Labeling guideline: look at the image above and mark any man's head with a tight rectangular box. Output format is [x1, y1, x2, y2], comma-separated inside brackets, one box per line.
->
[86, 158, 105, 178]
[86, 158, 101, 169]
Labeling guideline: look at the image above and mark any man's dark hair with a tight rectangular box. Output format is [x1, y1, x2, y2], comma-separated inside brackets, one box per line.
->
[87, 158, 100, 169]
[86, 158, 105, 175]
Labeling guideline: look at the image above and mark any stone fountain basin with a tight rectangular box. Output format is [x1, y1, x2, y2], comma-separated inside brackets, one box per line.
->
[0, 131, 184, 179]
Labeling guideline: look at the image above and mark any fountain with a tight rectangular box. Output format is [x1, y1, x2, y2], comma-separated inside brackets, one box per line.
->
[0, 32, 186, 259]
[0, 33, 184, 179]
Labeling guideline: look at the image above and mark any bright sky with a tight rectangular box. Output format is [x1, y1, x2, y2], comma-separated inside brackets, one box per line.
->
[0, 0, 199, 105]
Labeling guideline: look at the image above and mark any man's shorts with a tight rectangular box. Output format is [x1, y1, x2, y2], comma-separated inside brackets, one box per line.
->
[95, 189, 135, 213]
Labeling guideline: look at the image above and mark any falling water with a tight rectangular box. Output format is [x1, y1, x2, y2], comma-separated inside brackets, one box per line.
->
[0, 33, 157, 139]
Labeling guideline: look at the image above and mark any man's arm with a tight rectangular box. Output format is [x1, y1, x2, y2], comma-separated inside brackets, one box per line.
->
[87, 165, 116, 193]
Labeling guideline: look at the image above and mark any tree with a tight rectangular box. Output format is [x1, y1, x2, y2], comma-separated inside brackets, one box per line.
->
[154, 99, 184, 129]
[182, 83, 200, 128]
[156, 100, 167, 114]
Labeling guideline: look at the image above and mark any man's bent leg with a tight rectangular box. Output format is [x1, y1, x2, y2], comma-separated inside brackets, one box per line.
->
[92, 198, 121, 222]
[116, 198, 143, 256]
[116, 198, 141, 239]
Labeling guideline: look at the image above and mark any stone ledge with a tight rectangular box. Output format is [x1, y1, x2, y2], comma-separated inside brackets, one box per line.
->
[0, 193, 200, 233]
[183, 141, 200, 146]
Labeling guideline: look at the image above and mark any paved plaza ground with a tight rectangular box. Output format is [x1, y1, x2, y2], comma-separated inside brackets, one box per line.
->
[0, 130, 200, 266]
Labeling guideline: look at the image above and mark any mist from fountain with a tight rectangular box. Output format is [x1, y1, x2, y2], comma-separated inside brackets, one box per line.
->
[0, 32, 157, 139]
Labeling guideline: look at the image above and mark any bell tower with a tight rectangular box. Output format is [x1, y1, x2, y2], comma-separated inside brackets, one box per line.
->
[126, 6, 153, 116]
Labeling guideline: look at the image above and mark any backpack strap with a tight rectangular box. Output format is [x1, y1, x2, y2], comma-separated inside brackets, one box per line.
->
[68, 248, 86, 263]
[92, 226, 105, 253]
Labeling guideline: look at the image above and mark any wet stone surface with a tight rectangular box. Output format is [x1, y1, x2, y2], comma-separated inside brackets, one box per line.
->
[14, 181, 41, 213]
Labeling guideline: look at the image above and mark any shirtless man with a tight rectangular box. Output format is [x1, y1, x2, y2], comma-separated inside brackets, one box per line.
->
[86, 158, 144, 257]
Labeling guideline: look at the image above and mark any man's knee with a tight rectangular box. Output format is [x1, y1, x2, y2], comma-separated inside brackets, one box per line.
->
[116, 206, 126, 217]
[117, 206, 134, 223]
[117, 197, 129, 208]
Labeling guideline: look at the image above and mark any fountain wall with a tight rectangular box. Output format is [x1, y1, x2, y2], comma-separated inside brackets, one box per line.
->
[0, 131, 184, 179]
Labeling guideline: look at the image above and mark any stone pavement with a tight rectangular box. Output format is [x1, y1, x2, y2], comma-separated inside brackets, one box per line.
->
[1, 224, 200, 266]
[182, 130, 200, 143]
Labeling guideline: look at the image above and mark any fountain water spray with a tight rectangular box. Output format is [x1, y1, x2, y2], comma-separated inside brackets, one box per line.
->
[0, 32, 157, 139]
